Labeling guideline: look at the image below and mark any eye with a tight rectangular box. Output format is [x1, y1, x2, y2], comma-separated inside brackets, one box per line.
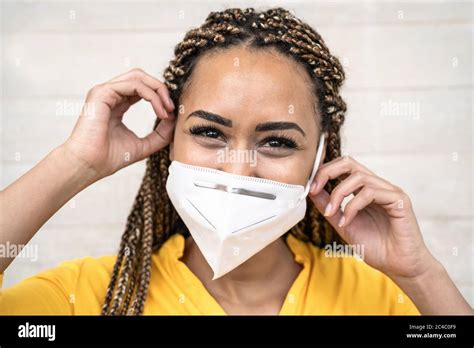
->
[263, 137, 298, 148]
[189, 123, 226, 143]
[260, 135, 300, 149]
[258, 134, 301, 157]
[190, 125, 219, 138]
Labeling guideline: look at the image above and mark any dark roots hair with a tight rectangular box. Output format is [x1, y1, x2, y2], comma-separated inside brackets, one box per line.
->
[101, 7, 347, 315]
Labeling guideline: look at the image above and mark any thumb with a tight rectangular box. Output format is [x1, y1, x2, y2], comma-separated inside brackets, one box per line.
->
[309, 188, 348, 240]
[137, 118, 176, 160]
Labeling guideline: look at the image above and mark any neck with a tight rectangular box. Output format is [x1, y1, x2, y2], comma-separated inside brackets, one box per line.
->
[180, 234, 302, 304]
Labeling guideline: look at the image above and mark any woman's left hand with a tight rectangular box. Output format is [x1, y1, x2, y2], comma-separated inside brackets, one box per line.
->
[309, 155, 436, 281]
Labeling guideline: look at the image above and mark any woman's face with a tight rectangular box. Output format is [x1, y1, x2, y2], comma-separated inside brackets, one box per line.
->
[169, 46, 321, 186]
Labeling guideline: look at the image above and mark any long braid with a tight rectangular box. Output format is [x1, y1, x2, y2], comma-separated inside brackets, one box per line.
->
[102, 7, 347, 315]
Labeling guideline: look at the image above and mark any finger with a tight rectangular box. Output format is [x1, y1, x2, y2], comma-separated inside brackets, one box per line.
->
[312, 156, 375, 196]
[134, 74, 175, 113]
[107, 68, 175, 112]
[310, 190, 343, 230]
[341, 186, 409, 227]
[108, 80, 170, 120]
[111, 95, 142, 117]
[136, 118, 176, 160]
[112, 95, 174, 122]
[310, 189, 357, 243]
[114, 95, 172, 120]
[320, 170, 394, 217]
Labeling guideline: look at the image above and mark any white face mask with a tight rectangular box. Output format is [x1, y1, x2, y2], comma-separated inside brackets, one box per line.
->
[166, 135, 325, 279]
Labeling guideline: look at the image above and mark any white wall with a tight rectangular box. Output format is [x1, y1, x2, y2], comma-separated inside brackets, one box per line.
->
[1, 0, 472, 306]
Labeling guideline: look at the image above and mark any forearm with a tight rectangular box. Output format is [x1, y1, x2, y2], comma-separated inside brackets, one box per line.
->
[0, 145, 98, 273]
[392, 257, 473, 315]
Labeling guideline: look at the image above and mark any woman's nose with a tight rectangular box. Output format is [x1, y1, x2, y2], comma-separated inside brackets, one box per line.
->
[216, 148, 258, 177]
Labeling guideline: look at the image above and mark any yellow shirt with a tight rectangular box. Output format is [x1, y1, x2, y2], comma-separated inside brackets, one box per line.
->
[0, 233, 419, 315]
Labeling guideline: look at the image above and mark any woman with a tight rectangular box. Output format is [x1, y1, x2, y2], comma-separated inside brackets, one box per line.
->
[0, 7, 471, 315]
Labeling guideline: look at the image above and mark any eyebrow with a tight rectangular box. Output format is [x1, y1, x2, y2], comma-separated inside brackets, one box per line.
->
[187, 109, 306, 136]
[255, 121, 306, 136]
[186, 110, 232, 127]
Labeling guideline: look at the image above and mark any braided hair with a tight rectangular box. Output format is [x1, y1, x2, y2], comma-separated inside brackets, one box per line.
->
[101, 7, 347, 315]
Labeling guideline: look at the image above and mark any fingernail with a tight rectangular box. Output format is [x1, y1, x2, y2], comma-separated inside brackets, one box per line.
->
[168, 96, 175, 109]
[310, 181, 317, 195]
[324, 203, 332, 216]
[161, 107, 168, 119]
[338, 215, 345, 227]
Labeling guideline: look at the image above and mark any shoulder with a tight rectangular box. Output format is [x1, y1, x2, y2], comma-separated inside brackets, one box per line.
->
[47, 255, 117, 306]
[32, 254, 117, 287]
[1, 255, 117, 315]
[55, 254, 117, 278]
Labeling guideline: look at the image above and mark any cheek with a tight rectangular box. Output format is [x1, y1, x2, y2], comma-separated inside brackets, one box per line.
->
[256, 153, 312, 186]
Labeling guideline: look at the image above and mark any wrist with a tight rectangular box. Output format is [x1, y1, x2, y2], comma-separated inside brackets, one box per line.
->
[389, 256, 473, 315]
[51, 144, 100, 191]
[391, 255, 445, 294]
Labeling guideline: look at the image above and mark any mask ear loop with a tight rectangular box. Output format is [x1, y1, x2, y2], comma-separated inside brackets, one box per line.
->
[301, 134, 326, 198]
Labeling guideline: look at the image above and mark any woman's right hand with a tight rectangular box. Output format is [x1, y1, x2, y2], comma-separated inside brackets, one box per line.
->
[63, 68, 176, 182]
[0, 68, 177, 273]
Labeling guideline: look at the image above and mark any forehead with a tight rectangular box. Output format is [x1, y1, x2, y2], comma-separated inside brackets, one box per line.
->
[180, 46, 318, 129]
